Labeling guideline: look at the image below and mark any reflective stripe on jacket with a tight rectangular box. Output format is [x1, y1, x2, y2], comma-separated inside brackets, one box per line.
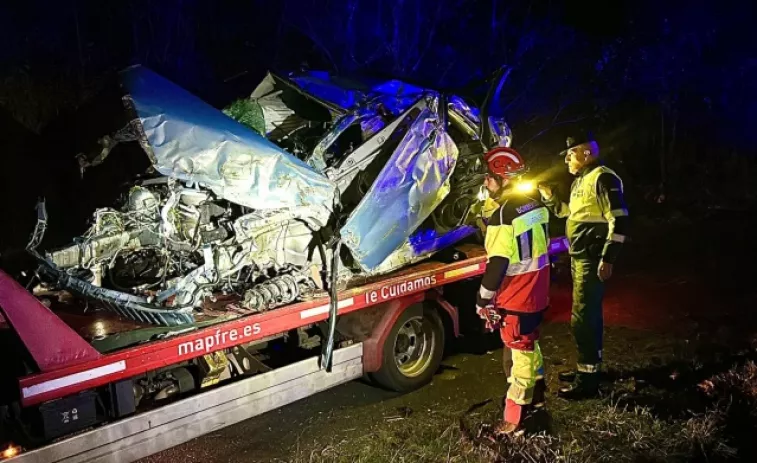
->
[483, 194, 551, 313]
[544, 163, 630, 263]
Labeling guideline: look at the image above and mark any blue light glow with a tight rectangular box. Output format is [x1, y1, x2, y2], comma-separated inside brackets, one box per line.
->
[409, 225, 477, 256]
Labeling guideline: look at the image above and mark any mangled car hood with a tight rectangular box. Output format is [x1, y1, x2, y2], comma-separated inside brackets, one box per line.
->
[122, 65, 338, 228]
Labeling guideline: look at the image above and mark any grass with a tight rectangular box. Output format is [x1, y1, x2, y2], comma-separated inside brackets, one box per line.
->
[286, 400, 739, 463]
[280, 324, 757, 463]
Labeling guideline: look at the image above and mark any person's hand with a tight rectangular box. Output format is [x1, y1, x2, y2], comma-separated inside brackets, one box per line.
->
[537, 184, 553, 200]
[476, 305, 501, 331]
[598, 261, 613, 282]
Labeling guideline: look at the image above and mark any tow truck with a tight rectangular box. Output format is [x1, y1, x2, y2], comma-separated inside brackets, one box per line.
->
[0, 237, 568, 463]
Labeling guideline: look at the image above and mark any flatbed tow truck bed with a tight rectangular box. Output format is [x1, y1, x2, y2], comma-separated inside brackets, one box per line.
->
[0, 238, 568, 463]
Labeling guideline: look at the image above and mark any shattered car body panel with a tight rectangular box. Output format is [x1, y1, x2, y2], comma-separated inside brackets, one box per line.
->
[32, 66, 513, 327]
[122, 66, 338, 229]
[340, 95, 460, 271]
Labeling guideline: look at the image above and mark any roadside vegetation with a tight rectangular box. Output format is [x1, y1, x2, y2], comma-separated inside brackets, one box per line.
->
[284, 323, 757, 462]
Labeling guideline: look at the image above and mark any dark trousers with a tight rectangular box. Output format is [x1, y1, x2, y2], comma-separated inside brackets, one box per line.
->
[570, 258, 604, 384]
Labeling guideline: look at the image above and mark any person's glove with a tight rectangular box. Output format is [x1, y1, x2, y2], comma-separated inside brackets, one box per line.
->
[476, 304, 502, 332]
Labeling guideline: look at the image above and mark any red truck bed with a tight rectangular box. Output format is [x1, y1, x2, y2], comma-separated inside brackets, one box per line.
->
[0, 238, 569, 408]
[3, 245, 484, 407]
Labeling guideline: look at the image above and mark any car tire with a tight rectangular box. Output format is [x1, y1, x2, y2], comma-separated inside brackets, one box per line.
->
[370, 305, 445, 392]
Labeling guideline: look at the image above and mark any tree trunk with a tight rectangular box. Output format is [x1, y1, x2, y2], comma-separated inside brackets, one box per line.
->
[659, 105, 666, 196]
[667, 108, 678, 197]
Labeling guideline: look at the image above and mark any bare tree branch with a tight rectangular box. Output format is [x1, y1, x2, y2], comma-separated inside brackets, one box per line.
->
[518, 98, 588, 148]
[410, 0, 444, 74]
[287, 16, 339, 73]
[519, 115, 588, 147]
[346, 0, 359, 67]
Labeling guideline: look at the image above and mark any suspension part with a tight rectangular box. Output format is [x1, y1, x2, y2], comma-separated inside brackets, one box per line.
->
[242, 274, 303, 312]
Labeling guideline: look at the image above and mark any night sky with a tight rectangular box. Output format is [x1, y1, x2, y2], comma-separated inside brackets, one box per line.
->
[1, 0, 756, 257]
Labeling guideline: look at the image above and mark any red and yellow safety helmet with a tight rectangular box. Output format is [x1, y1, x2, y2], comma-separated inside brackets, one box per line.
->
[484, 147, 528, 179]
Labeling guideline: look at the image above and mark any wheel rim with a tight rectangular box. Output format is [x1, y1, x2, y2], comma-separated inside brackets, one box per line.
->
[393, 316, 436, 378]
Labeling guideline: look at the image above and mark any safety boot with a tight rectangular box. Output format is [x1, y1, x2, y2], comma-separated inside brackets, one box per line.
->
[557, 373, 599, 400]
[494, 420, 525, 436]
[498, 398, 527, 435]
[557, 370, 576, 382]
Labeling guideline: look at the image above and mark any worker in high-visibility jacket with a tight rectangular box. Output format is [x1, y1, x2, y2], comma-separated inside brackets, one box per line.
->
[475, 147, 551, 435]
[538, 133, 630, 400]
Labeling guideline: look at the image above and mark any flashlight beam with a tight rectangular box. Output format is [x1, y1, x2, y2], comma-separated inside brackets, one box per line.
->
[515, 181, 536, 194]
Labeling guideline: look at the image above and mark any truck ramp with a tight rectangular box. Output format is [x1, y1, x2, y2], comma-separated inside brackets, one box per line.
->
[11, 344, 363, 463]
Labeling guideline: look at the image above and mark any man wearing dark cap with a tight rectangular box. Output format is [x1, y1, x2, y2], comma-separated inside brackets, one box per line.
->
[537, 133, 630, 399]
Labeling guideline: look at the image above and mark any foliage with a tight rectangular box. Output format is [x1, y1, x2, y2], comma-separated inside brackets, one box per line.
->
[222, 98, 266, 135]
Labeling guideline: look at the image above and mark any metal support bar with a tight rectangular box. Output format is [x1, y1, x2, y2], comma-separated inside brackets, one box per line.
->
[11, 343, 363, 463]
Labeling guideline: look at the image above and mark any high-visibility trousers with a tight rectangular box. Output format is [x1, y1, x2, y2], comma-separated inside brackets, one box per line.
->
[570, 257, 605, 382]
[499, 311, 544, 425]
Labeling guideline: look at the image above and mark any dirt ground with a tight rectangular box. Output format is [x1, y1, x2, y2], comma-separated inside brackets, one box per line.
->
[142, 213, 757, 462]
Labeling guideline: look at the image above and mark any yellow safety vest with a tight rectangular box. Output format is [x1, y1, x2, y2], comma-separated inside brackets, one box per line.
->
[484, 202, 550, 272]
[569, 165, 624, 223]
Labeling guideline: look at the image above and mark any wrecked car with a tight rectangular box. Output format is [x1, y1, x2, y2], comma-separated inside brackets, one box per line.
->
[29, 65, 512, 327]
